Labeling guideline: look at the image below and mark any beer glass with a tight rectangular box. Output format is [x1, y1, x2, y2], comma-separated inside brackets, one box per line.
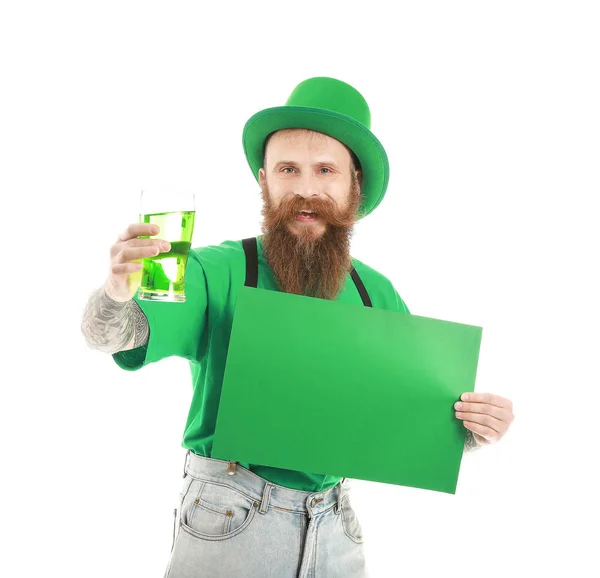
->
[138, 187, 196, 302]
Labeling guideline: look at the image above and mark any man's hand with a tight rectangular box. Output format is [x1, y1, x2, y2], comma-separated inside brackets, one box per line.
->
[105, 223, 171, 302]
[454, 393, 514, 446]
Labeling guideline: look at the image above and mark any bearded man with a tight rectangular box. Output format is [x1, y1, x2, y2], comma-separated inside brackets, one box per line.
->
[81, 77, 515, 578]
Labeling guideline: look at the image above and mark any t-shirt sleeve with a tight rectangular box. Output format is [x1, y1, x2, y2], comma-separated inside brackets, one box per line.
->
[112, 250, 208, 371]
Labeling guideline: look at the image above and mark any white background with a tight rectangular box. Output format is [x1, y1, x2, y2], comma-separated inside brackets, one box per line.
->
[1, 1, 598, 577]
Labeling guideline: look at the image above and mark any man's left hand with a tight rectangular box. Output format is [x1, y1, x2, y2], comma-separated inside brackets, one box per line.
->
[454, 393, 514, 445]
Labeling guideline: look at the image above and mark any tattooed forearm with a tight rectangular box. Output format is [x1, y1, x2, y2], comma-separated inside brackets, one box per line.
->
[81, 287, 149, 353]
[464, 430, 483, 451]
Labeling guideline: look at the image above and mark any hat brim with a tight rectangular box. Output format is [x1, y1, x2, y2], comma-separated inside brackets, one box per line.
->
[242, 106, 389, 217]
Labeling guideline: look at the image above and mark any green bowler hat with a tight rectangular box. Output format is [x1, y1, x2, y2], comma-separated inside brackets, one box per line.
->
[242, 76, 390, 218]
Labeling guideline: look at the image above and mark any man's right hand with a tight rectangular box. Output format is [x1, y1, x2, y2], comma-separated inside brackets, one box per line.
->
[104, 223, 171, 302]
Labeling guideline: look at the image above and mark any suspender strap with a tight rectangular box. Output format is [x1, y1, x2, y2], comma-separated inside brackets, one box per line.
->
[242, 237, 259, 288]
[241, 237, 372, 307]
[350, 268, 373, 308]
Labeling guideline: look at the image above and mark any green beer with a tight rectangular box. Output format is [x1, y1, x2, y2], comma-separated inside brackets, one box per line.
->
[138, 210, 195, 302]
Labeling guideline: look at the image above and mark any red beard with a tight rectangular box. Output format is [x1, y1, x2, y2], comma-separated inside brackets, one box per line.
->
[260, 176, 362, 300]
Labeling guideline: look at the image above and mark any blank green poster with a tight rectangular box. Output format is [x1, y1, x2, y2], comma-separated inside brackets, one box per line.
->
[212, 287, 483, 494]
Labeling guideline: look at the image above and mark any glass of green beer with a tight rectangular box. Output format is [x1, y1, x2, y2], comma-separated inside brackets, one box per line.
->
[138, 187, 196, 302]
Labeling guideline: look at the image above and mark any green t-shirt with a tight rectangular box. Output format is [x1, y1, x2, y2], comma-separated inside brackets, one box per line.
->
[113, 236, 410, 492]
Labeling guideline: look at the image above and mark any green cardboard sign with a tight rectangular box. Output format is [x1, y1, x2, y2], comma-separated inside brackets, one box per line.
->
[212, 287, 482, 494]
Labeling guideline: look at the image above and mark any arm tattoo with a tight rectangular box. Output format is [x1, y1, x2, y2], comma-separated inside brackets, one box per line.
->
[132, 300, 149, 348]
[464, 430, 483, 451]
[81, 287, 149, 353]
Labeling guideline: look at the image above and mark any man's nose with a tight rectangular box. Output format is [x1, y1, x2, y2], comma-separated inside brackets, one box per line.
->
[295, 176, 321, 199]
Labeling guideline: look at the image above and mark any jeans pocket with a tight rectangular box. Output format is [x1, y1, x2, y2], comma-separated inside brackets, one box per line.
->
[180, 478, 257, 541]
[340, 494, 364, 544]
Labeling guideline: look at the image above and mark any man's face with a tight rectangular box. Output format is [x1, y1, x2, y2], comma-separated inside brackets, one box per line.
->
[258, 129, 361, 238]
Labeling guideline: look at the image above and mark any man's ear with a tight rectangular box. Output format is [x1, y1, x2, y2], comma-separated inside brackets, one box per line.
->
[258, 168, 267, 189]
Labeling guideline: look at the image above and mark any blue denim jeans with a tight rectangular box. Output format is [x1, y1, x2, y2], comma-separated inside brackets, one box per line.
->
[163, 450, 369, 577]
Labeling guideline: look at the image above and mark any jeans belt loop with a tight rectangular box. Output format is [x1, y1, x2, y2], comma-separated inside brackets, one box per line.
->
[259, 483, 274, 515]
[336, 481, 344, 514]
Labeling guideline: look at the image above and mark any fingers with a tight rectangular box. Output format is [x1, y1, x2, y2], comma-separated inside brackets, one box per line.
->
[118, 223, 160, 242]
[454, 400, 508, 421]
[110, 236, 170, 259]
[455, 411, 504, 434]
[115, 244, 168, 264]
[462, 421, 499, 443]
[459, 392, 513, 410]
[126, 238, 170, 249]
[454, 393, 515, 444]
[110, 242, 171, 275]
[455, 394, 515, 432]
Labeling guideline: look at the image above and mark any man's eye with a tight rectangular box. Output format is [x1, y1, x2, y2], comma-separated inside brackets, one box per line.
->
[320, 167, 332, 174]
[282, 167, 295, 173]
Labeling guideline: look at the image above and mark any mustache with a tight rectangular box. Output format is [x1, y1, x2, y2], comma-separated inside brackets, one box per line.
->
[263, 194, 358, 229]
